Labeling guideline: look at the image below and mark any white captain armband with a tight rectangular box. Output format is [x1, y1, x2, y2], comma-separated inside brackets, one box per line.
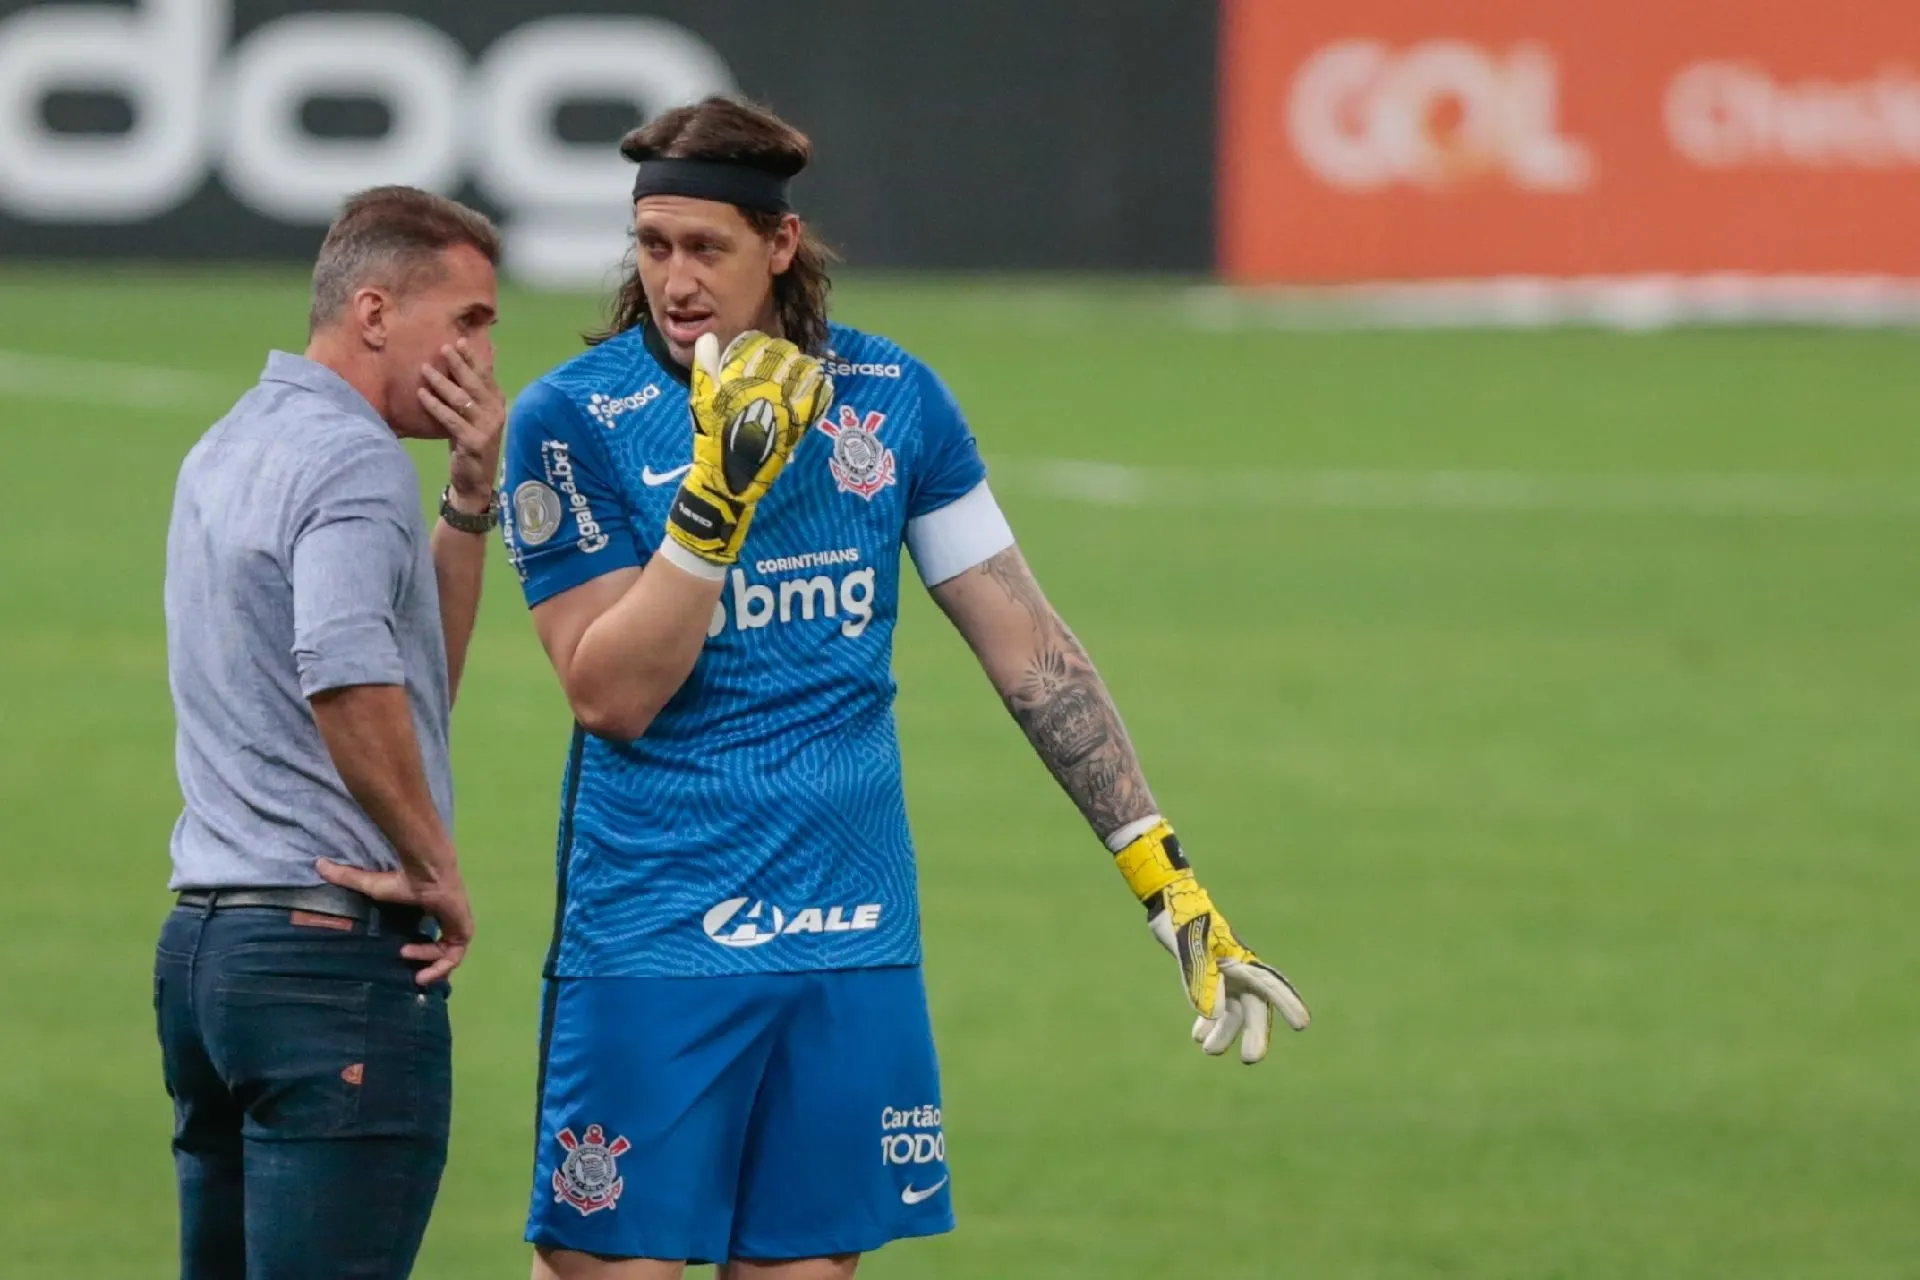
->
[906, 481, 1016, 587]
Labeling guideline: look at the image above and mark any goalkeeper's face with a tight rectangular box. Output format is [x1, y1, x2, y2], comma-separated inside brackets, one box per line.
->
[636, 197, 801, 368]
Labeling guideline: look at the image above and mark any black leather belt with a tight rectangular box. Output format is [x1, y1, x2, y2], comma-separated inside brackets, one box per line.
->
[176, 883, 420, 930]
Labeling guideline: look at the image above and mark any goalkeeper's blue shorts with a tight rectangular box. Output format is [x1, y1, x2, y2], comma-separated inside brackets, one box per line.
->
[526, 965, 953, 1264]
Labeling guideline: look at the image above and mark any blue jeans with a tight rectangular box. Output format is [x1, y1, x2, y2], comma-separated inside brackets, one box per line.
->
[153, 903, 452, 1279]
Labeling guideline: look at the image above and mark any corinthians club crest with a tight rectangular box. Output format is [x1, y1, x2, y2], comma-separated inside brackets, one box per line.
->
[553, 1123, 631, 1216]
[818, 405, 897, 500]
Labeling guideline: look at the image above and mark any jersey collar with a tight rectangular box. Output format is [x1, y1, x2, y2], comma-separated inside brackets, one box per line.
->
[640, 321, 692, 389]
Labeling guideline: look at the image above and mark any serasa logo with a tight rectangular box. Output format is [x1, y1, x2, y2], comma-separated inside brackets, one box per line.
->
[585, 386, 661, 430]
[0, 0, 732, 268]
[1288, 40, 1594, 192]
[822, 360, 904, 379]
[702, 897, 884, 949]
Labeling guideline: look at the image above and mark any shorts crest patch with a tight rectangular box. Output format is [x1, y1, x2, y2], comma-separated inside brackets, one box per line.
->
[553, 1123, 631, 1215]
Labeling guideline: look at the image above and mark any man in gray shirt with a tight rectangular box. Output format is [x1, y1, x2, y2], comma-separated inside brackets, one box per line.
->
[157, 186, 504, 1279]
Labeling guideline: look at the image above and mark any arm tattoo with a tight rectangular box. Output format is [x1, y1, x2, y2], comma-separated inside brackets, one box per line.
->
[977, 548, 1156, 837]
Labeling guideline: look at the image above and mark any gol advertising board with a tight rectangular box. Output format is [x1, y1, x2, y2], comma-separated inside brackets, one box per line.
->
[1220, 0, 1920, 282]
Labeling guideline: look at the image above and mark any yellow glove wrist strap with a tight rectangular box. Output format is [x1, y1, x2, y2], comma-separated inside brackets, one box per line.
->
[1113, 820, 1190, 903]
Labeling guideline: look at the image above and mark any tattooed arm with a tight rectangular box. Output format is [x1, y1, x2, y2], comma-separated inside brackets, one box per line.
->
[930, 542, 1312, 1057]
[931, 541, 1311, 1056]
[927, 545, 1157, 839]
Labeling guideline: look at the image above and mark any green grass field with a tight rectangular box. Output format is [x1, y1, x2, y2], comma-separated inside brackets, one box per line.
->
[1, 268, 1917, 1278]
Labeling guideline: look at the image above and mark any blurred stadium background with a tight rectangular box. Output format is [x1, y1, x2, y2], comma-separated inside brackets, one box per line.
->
[2, 2, 1917, 1277]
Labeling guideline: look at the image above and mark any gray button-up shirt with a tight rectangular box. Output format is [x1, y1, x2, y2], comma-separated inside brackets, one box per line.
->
[164, 352, 452, 889]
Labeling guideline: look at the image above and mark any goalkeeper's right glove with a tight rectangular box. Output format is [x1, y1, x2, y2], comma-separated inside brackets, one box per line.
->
[663, 330, 833, 570]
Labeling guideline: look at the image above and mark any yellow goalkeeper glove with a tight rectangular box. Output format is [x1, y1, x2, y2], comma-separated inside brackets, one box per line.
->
[664, 330, 833, 568]
[1113, 818, 1311, 1063]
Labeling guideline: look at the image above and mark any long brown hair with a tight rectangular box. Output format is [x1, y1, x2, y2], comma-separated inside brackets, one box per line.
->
[590, 97, 836, 354]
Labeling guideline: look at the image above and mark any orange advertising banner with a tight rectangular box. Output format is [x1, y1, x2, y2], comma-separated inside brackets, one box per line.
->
[1220, 0, 1920, 281]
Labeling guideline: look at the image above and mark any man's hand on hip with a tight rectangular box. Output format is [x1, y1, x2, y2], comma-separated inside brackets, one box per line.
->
[419, 339, 506, 510]
[316, 858, 476, 986]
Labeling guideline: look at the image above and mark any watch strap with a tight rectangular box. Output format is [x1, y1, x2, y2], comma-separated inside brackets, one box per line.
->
[439, 486, 499, 534]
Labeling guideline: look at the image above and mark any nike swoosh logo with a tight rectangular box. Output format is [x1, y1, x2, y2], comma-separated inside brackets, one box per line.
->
[641, 464, 693, 486]
[901, 1177, 948, 1206]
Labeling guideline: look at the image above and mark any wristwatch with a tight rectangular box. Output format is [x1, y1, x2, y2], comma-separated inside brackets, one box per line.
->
[439, 486, 499, 534]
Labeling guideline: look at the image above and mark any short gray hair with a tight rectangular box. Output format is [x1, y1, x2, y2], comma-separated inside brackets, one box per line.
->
[309, 186, 501, 333]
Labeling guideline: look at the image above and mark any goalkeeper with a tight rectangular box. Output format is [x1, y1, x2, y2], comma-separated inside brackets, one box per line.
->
[494, 97, 1310, 1279]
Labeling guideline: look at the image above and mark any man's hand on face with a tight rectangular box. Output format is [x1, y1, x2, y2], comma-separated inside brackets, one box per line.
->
[419, 339, 505, 509]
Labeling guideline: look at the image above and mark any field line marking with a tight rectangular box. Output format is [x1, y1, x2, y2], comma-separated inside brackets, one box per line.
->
[4, 348, 1909, 518]
[993, 458, 1920, 518]
[0, 348, 233, 411]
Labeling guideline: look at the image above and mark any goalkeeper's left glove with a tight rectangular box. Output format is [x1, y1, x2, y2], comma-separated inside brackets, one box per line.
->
[1112, 817, 1311, 1064]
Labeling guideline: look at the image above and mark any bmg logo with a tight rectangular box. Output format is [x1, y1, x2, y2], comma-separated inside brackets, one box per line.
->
[0, 0, 734, 277]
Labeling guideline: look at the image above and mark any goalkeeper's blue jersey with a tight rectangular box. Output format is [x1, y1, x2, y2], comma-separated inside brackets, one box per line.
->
[501, 323, 987, 979]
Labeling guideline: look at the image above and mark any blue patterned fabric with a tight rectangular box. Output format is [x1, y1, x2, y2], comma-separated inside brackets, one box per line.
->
[501, 325, 987, 978]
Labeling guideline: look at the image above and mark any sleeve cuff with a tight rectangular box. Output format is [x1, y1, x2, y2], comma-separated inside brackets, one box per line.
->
[296, 652, 407, 699]
[520, 542, 649, 608]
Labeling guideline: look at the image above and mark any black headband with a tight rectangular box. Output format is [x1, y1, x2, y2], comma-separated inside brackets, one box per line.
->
[631, 158, 792, 213]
